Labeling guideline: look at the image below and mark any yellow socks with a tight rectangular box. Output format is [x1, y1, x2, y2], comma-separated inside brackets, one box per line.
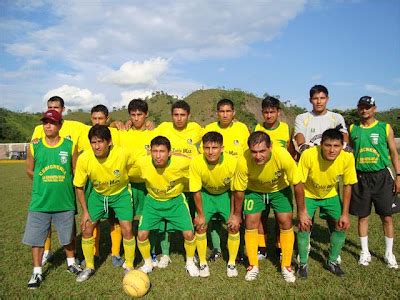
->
[110, 223, 122, 256]
[258, 233, 266, 248]
[245, 229, 259, 267]
[44, 236, 51, 252]
[123, 238, 136, 268]
[82, 237, 95, 269]
[184, 237, 197, 262]
[137, 239, 151, 262]
[280, 227, 295, 268]
[227, 232, 240, 265]
[195, 233, 207, 265]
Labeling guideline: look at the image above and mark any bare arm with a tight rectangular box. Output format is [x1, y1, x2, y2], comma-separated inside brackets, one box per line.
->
[227, 191, 244, 232]
[294, 183, 312, 231]
[26, 147, 34, 180]
[71, 146, 78, 174]
[75, 186, 91, 231]
[338, 184, 352, 230]
[387, 126, 400, 193]
[193, 191, 206, 230]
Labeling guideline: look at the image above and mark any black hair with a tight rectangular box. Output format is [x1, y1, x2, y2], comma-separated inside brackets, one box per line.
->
[247, 131, 271, 148]
[309, 85, 329, 98]
[151, 136, 171, 152]
[202, 131, 223, 145]
[262, 96, 280, 110]
[171, 100, 190, 114]
[91, 104, 109, 117]
[128, 99, 148, 114]
[48, 96, 65, 108]
[217, 98, 234, 111]
[88, 124, 111, 142]
[321, 128, 343, 145]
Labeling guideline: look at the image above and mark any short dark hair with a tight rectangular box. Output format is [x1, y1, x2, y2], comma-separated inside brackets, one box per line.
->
[247, 131, 271, 148]
[91, 104, 109, 117]
[171, 100, 190, 114]
[128, 99, 148, 114]
[262, 96, 280, 110]
[310, 85, 329, 98]
[88, 124, 111, 142]
[48, 96, 65, 108]
[217, 98, 234, 111]
[151, 136, 171, 152]
[202, 131, 223, 145]
[321, 128, 343, 144]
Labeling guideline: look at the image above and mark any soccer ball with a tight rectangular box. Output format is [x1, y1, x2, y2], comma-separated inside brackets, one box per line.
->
[123, 270, 150, 298]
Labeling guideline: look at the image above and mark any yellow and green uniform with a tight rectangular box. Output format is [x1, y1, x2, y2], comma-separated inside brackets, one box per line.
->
[297, 146, 357, 265]
[233, 146, 299, 268]
[254, 121, 290, 149]
[190, 153, 240, 265]
[31, 120, 86, 153]
[202, 121, 249, 157]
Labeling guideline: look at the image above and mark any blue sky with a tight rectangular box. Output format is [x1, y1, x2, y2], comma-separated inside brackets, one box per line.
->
[1, 0, 399, 112]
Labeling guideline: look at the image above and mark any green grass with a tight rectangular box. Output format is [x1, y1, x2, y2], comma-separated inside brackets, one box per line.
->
[1, 163, 399, 298]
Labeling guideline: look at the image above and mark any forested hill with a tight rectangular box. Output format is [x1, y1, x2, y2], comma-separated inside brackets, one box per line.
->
[1, 89, 399, 143]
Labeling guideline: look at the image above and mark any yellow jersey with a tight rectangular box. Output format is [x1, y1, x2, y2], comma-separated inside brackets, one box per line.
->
[32, 120, 85, 152]
[189, 153, 238, 194]
[79, 125, 121, 152]
[233, 146, 300, 193]
[156, 122, 203, 159]
[137, 155, 191, 200]
[73, 145, 136, 196]
[202, 121, 249, 157]
[254, 121, 290, 149]
[298, 146, 357, 199]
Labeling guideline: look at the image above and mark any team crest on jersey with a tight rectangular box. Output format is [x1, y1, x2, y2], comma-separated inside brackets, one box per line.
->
[59, 151, 68, 164]
[311, 128, 315, 133]
[370, 133, 379, 145]
[187, 138, 193, 145]
[233, 140, 239, 145]
[275, 171, 282, 178]
[223, 177, 231, 184]
[145, 145, 150, 151]
[113, 169, 121, 177]
[65, 135, 72, 141]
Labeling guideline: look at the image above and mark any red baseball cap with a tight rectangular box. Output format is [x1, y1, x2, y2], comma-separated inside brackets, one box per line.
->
[41, 109, 62, 123]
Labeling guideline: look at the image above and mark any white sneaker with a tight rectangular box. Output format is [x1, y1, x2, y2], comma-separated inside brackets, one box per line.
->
[257, 250, 267, 261]
[337, 255, 342, 265]
[158, 255, 171, 269]
[245, 266, 259, 281]
[42, 251, 53, 266]
[282, 267, 296, 283]
[384, 253, 399, 269]
[226, 264, 238, 278]
[185, 262, 200, 277]
[199, 264, 210, 278]
[139, 263, 153, 274]
[358, 251, 371, 266]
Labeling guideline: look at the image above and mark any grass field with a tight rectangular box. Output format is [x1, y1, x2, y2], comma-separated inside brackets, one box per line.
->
[1, 163, 399, 299]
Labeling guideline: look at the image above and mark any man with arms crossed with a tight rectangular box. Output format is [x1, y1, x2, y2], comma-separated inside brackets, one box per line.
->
[232, 131, 309, 282]
[74, 125, 136, 282]
[23, 109, 81, 289]
[349, 96, 400, 269]
[297, 128, 357, 278]
[190, 132, 240, 278]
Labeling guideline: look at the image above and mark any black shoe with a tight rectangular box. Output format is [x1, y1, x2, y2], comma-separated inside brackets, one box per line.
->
[28, 273, 43, 289]
[298, 264, 308, 278]
[325, 260, 344, 277]
[67, 263, 83, 275]
[208, 249, 222, 262]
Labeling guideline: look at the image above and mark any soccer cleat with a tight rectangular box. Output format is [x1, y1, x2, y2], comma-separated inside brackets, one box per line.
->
[226, 264, 238, 278]
[244, 265, 259, 281]
[112, 255, 124, 267]
[123, 266, 133, 274]
[67, 263, 82, 275]
[185, 262, 200, 277]
[325, 260, 345, 277]
[139, 263, 153, 274]
[208, 249, 222, 262]
[298, 264, 308, 279]
[336, 255, 342, 265]
[158, 255, 171, 269]
[76, 268, 95, 282]
[41, 251, 53, 266]
[199, 264, 210, 278]
[282, 267, 296, 283]
[384, 253, 399, 269]
[257, 250, 267, 261]
[151, 253, 159, 268]
[358, 251, 371, 266]
[27, 273, 43, 289]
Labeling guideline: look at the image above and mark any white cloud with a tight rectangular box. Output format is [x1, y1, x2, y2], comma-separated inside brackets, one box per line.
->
[99, 58, 169, 87]
[365, 84, 400, 97]
[110, 90, 154, 109]
[43, 85, 106, 111]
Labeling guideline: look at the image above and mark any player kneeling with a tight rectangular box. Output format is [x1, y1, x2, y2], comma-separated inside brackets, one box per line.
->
[297, 128, 357, 278]
[190, 132, 240, 278]
[74, 125, 136, 282]
[136, 136, 199, 277]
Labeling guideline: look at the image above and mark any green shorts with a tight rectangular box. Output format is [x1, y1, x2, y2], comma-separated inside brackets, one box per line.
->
[199, 190, 231, 224]
[305, 195, 342, 221]
[88, 188, 133, 222]
[139, 194, 194, 232]
[131, 182, 147, 217]
[243, 186, 293, 215]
